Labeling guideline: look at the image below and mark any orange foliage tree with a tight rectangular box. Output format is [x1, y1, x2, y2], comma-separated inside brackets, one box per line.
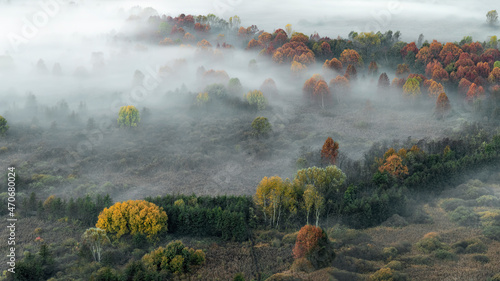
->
[458, 78, 472, 95]
[321, 137, 339, 165]
[246, 39, 263, 50]
[323, 58, 343, 73]
[96, 200, 168, 240]
[435, 92, 451, 118]
[329, 75, 350, 96]
[466, 83, 485, 102]
[273, 41, 315, 65]
[313, 80, 330, 108]
[395, 64, 410, 77]
[428, 80, 444, 99]
[339, 49, 363, 67]
[260, 78, 278, 96]
[291, 61, 307, 76]
[378, 154, 409, 179]
[292, 225, 335, 269]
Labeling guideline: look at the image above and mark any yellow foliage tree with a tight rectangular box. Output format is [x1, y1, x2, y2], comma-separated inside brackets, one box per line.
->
[254, 176, 296, 228]
[96, 200, 168, 240]
[117, 105, 140, 128]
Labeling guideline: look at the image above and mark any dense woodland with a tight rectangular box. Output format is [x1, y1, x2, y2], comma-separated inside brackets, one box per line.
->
[2, 6, 500, 281]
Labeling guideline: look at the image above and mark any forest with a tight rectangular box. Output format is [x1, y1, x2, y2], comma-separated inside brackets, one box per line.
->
[1, 1, 500, 280]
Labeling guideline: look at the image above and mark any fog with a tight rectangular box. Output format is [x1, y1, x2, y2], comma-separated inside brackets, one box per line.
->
[0, 0, 498, 200]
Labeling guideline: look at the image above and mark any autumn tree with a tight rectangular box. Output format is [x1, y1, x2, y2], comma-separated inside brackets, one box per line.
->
[245, 90, 268, 110]
[246, 39, 263, 50]
[295, 166, 346, 204]
[488, 67, 500, 84]
[0, 115, 9, 136]
[303, 185, 325, 227]
[117, 105, 140, 128]
[323, 58, 343, 73]
[291, 60, 307, 76]
[487, 10, 498, 25]
[428, 80, 444, 99]
[368, 61, 378, 77]
[260, 78, 279, 96]
[273, 41, 315, 65]
[466, 83, 485, 102]
[402, 78, 421, 98]
[293, 225, 335, 269]
[458, 78, 472, 95]
[313, 79, 330, 108]
[96, 200, 168, 240]
[345, 64, 357, 79]
[330, 75, 350, 97]
[395, 63, 410, 77]
[339, 49, 363, 67]
[321, 137, 339, 165]
[378, 154, 409, 179]
[435, 92, 451, 119]
[377, 73, 390, 90]
[254, 176, 295, 228]
[81, 228, 110, 263]
[401, 42, 419, 59]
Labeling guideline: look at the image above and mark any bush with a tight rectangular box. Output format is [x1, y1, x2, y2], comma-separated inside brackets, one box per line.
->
[290, 257, 315, 273]
[449, 206, 479, 226]
[433, 249, 457, 261]
[440, 198, 465, 212]
[391, 241, 412, 255]
[410, 255, 433, 266]
[142, 240, 205, 275]
[293, 225, 335, 269]
[452, 239, 487, 254]
[416, 233, 447, 253]
[370, 268, 408, 281]
[384, 260, 403, 270]
[472, 254, 489, 263]
[0, 115, 9, 136]
[483, 225, 500, 240]
[282, 232, 298, 245]
[117, 105, 140, 128]
[382, 247, 398, 261]
[491, 273, 500, 281]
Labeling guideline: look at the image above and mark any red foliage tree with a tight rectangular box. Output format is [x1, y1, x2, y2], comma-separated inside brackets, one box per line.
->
[476, 62, 491, 78]
[455, 53, 475, 68]
[458, 78, 472, 95]
[321, 137, 339, 165]
[401, 42, 419, 59]
[293, 225, 325, 259]
[391, 77, 406, 89]
[432, 65, 449, 83]
[313, 80, 331, 108]
[273, 41, 315, 65]
[439, 42, 462, 63]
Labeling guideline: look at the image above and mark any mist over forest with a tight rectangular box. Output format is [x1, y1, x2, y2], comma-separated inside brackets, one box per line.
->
[1, 1, 500, 280]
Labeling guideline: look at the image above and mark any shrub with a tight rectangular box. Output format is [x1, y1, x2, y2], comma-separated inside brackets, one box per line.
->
[328, 226, 372, 246]
[385, 260, 403, 270]
[416, 233, 447, 253]
[290, 257, 315, 273]
[251, 117, 272, 136]
[491, 273, 500, 281]
[472, 254, 489, 263]
[433, 249, 457, 261]
[452, 239, 487, 254]
[383, 247, 398, 261]
[117, 105, 140, 128]
[483, 225, 500, 240]
[282, 232, 298, 244]
[449, 206, 479, 226]
[440, 198, 465, 212]
[410, 255, 433, 266]
[370, 268, 408, 281]
[0, 115, 9, 136]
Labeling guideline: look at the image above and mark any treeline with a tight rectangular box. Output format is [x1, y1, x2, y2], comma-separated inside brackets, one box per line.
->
[145, 194, 254, 241]
[21, 192, 112, 226]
